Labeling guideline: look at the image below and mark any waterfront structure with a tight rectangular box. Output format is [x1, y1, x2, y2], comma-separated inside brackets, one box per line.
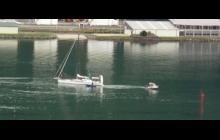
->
[88, 19, 119, 26]
[0, 21, 18, 34]
[169, 19, 220, 37]
[125, 19, 220, 37]
[124, 21, 180, 37]
[78, 19, 119, 29]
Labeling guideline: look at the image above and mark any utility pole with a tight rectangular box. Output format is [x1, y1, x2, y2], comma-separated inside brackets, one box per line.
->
[119, 19, 121, 34]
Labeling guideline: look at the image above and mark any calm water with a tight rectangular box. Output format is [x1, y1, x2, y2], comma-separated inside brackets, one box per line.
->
[0, 39, 220, 120]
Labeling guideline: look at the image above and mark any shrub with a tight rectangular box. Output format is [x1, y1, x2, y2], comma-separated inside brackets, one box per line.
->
[148, 31, 151, 35]
[140, 30, 147, 37]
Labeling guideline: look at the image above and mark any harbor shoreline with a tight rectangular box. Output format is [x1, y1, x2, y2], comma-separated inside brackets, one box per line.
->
[1, 32, 220, 42]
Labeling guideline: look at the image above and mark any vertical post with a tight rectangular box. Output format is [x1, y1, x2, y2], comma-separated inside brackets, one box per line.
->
[201, 42, 203, 55]
[200, 90, 205, 115]
[184, 25, 186, 36]
[193, 25, 194, 37]
[219, 26, 220, 37]
[218, 42, 219, 55]
[176, 29, 177, 37]
[14, 99, 16, 118]
[202, 26, 203, 37]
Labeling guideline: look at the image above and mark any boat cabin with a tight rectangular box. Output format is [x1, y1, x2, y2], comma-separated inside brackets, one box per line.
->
[77, 74, 89, 80]
[91, 77, 99, 82]
[149, 83, 156, 87]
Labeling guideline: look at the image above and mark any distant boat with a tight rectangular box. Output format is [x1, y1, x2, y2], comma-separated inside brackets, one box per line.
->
[146, 82, 158, 90]
[54, 38, 104, 86]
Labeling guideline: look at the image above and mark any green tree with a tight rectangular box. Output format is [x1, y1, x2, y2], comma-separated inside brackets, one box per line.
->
[140, 30, 147, 37]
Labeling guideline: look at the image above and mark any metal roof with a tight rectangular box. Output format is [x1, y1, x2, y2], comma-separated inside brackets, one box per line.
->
[169, 19, 220, 26]
[0, 22, 18, 27]
[125, 21, 178, 30]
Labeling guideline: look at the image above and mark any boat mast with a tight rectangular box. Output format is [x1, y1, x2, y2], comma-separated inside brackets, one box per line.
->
[76, 34, 80, 76]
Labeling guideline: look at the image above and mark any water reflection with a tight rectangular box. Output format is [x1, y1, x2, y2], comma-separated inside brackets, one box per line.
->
[112, 42, 125, 84]
[33, 40, 58, 77]
[145, 88, 158, 98]
[179, 42, 220, 58]
[58, 83, 103, 93]
[0, 39, 220, 120]
[16, 40, 34, 79]
[57, 83, 104, 102]
[0, 40, 18, 77]
[87, 40, 114, 84]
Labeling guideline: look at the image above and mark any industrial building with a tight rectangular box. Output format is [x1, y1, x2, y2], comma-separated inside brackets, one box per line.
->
[169, 19, 220, 37]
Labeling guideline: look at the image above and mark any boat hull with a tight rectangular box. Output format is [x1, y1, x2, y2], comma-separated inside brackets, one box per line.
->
[58, 78, 104, 86]
[146, 87, 158, 90]
[86, 84, 96, 87]
[146, 86, 158, 90]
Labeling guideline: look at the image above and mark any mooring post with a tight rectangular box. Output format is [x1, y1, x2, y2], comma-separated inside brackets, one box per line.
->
[200, 90, 205, 115]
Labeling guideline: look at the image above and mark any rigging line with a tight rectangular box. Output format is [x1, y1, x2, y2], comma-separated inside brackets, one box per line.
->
[54, 40, 76, 79]
[58, 40, 77, 78]
[56, 40, 76, 78]
[76, 36, 80, 75]
[54, 42, 74, 79]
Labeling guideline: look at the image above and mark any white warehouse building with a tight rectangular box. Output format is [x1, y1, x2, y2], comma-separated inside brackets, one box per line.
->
[0, 21, 18, 34]
[88, 19, 119, 26]
[35, 19, 58, 25]
[124, 21, 180, 37]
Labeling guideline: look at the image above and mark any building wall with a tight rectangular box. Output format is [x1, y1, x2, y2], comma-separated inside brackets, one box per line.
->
[156, 30, 179, 37]
[132, 29, 156, 35]
[89, 19, 118, 26]
[124, 28, 132, 35]
[35, 19, 58, 25]
[0, 27, 18, 34]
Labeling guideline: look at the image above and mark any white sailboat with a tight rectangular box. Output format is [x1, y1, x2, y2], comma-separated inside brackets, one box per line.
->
[58, 74, 103, 86]
[54, 39, 104, 86]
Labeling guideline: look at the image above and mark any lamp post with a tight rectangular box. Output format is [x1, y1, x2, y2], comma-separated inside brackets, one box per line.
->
[119, 19, 121, 34]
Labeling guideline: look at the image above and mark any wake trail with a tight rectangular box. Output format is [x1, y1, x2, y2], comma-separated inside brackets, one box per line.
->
[0, 77, 33, 80]
[103, 85, 145, 89]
